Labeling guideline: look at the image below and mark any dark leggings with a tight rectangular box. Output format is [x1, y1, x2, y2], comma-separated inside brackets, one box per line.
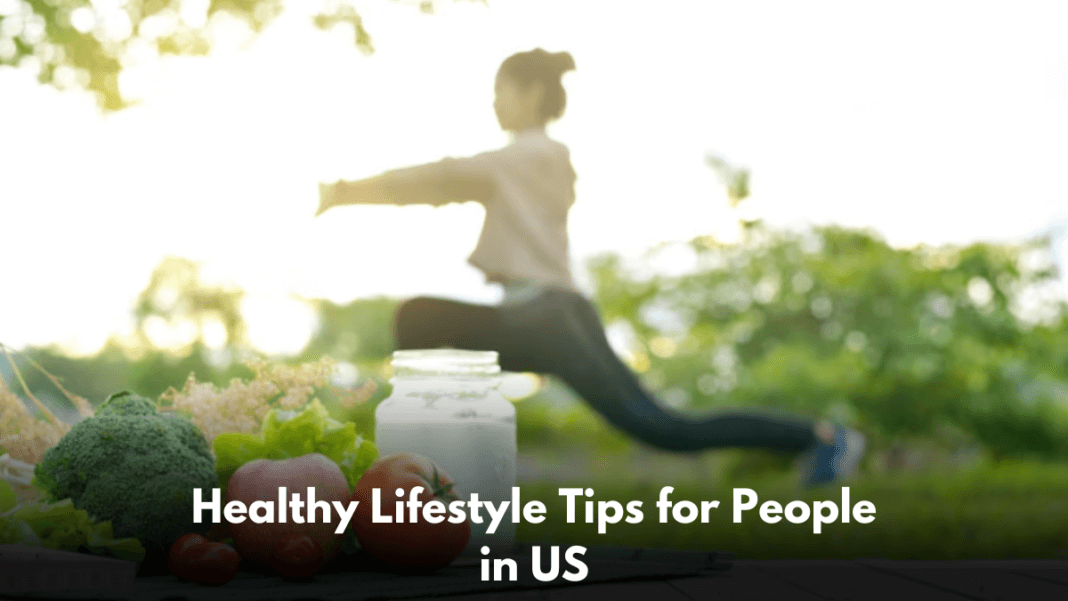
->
[393, 286, 818, 453]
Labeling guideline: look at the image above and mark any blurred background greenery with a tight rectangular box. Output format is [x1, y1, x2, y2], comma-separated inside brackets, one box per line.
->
[7, 217, 1066, 466]
[8, 218, 1068, 463]
[5, 219, 1068, 557]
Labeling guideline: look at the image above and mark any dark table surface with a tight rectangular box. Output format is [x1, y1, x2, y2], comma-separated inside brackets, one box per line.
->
[524, 559, 1068, 601]
[5, 546, 1068, 601]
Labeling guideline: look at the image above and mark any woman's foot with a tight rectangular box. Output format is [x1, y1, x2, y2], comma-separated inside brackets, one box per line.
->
[798, 424, 866, 488]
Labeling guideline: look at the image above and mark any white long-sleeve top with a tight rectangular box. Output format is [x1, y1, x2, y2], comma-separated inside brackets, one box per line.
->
[328, 128, 579, 292]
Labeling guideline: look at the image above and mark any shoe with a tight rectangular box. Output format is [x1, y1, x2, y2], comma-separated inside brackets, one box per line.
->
[799, 426, 866, 488]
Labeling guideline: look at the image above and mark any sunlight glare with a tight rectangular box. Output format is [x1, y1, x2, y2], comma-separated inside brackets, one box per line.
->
[69, 7, 95, 34]
[500, 372, 540, 401]
[241, 293, 317, 356]
[200, 318, 228, 349]
[143, 315, 199, 351]
[330, 361, 359, 388]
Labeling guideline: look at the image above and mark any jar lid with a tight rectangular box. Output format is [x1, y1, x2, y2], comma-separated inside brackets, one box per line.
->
[392, 349, 501, 377]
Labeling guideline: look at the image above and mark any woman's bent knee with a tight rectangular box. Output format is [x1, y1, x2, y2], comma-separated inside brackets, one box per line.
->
[393, 297, 444, 349]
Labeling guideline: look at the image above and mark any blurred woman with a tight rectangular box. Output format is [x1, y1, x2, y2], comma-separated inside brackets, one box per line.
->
[316, 48, 864, 486]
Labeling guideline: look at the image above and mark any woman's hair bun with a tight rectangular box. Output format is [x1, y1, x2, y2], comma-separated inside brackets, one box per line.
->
[499, 48, 576, 121]
[550, 51, 576, 75]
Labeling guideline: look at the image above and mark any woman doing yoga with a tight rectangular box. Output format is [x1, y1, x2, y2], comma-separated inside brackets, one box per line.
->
[316, 48, 865, 487]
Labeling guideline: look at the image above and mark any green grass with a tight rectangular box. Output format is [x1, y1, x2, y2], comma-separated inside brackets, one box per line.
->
[514, 460, 1068, 560]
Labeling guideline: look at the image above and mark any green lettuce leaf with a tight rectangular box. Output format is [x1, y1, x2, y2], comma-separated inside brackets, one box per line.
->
[213, 398, 378, 493]
[0, 498, 145, 562]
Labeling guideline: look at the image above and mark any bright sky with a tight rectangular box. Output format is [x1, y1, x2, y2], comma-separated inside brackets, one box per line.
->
[1, 0, 1066, 356]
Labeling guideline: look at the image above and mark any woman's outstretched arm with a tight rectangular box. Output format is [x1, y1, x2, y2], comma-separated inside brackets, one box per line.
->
[317, 155, 497, 216]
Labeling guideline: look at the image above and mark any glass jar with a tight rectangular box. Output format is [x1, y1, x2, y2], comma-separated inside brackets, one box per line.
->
[374, 349, 517, 552]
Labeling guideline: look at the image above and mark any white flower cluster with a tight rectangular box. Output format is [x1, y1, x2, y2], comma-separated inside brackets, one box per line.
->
[159, 358, 343, 444]
[0, 379, 76, 465]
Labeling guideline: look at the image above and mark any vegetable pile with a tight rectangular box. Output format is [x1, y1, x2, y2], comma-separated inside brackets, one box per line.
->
[33, 391, 218, 555]
[2, 354, 476, 585]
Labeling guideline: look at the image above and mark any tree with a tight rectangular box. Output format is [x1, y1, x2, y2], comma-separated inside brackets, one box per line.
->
[296, 296, 397, 367]
[133, 256, 246, 350]
[587, 220, 1068, 459]
[0, 0, 466, 110]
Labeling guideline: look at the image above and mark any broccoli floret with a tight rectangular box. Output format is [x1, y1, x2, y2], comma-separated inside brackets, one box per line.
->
[35, 391, 218, 555]
[94, 391, 158, 417]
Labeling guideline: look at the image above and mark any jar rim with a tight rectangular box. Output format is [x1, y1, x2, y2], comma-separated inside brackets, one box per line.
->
[392, 349, 500, 376]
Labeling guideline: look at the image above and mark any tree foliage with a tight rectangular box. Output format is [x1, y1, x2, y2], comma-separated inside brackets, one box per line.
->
[588, 222, 1068, 459]
[0, 0, 400, 110]
[134, 256, 245, 350]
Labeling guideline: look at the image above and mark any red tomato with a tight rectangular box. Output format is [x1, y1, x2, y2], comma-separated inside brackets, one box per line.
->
[226, 453, 351, 564]
[204, 520, 231, 542]
[168, 538, 241, 586]
[350, 453, 471, 569]
[168, 533, 209, 577]
[269, 533, 325, 579]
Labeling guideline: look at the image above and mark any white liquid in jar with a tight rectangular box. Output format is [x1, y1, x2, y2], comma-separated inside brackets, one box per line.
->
[375, 417, 517, 551]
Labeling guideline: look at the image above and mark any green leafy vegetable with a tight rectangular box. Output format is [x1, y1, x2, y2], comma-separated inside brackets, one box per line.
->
[213, 399, 377, 493]
[0, 479, 16, 513]
[0, 498, 145, 562]
[33, 391, 218, 555]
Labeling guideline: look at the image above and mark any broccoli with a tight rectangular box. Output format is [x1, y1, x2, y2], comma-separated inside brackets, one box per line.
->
[34, 391, 218, 555]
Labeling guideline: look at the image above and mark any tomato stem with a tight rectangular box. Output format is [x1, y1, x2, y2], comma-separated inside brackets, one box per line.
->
[430, 465, 455, 499]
